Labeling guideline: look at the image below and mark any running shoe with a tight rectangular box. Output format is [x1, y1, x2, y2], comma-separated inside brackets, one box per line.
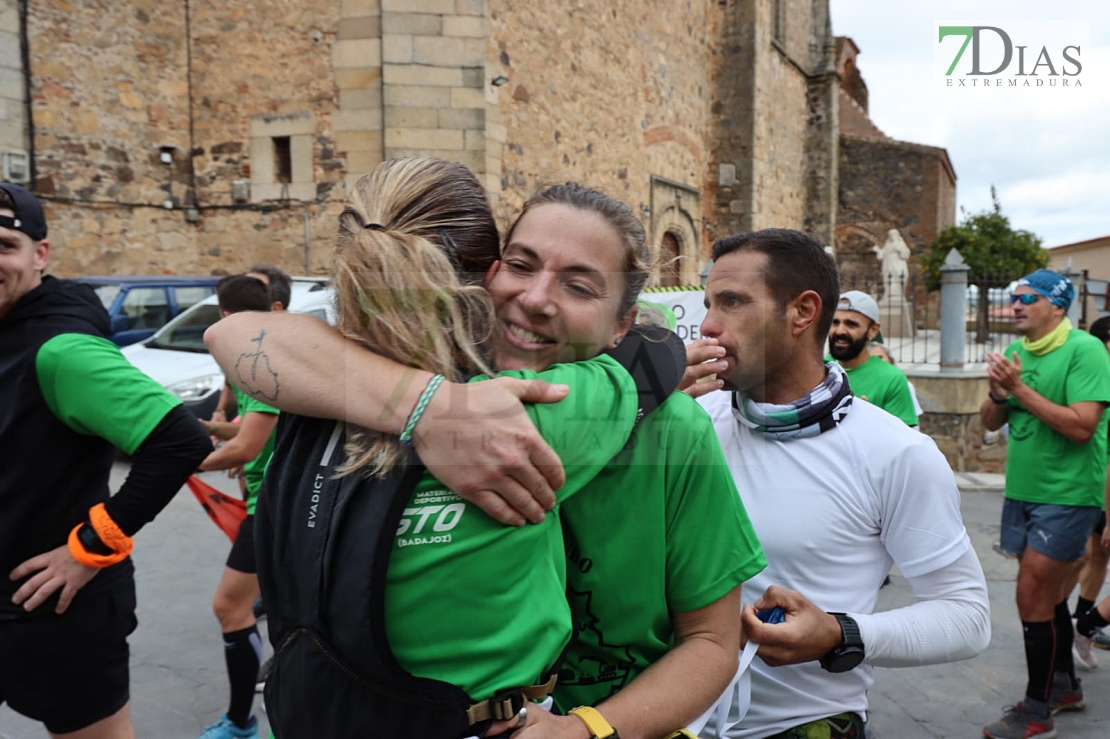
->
[1093, 626, 1110, 650]
[256, 656, 273, 693]
[1048, 673, 1085, 714]
[1072, 618, 1099, 670]
[198, 714, 258, 739]
[982, 702, 1055, 739]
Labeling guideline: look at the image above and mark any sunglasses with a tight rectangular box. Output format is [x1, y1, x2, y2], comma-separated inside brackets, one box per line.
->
[1010, 293, 1041, 306]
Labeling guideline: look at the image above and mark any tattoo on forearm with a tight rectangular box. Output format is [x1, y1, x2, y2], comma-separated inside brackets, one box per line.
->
[234, 329, 281, 402]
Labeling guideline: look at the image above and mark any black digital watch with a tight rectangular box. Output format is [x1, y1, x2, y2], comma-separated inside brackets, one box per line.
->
[819, 612, 865, 673]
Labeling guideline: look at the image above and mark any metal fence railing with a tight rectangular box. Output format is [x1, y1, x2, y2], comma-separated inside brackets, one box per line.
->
[865, 272, 1019, 367]
[961, 274, 1020, 363]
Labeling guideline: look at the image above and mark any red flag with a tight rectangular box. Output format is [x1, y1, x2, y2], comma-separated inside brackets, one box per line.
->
[186, 475, 247, 542]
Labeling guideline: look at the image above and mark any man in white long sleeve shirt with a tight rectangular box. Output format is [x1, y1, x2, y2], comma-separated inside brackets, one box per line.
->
[683, 229, 991, 739]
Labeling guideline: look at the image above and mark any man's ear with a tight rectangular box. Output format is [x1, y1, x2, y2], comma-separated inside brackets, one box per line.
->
[790, 290, 821, 338]
[484, 260, 502, 288]
[867, 320, 882, 341]
[33, 239, 49, 273]
[607, 305, 639, 348]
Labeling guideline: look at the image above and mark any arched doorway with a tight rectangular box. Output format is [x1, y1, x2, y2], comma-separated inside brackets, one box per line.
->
[660, 231, 683, 287]
[649, 175, 702, 286]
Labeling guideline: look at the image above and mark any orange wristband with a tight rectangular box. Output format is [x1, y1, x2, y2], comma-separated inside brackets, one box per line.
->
[89, 503, 132, 554]
[66, 504, 133, 568]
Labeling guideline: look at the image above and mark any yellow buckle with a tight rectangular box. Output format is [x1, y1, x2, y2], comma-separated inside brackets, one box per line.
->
[569, 706, 617, 739]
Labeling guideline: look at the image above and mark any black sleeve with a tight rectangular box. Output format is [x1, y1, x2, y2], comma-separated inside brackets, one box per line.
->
[602, 325, 687, 417]
[103, 405, 214, 536]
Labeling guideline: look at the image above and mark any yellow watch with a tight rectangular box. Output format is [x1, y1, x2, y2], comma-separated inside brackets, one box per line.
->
[569, 706, 619, 739]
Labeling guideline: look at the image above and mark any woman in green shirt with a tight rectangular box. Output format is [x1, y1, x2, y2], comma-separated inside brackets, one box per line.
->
[212, 160, 765, 739]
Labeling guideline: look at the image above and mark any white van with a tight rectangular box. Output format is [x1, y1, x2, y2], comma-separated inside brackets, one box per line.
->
[121, 278, 335, 418]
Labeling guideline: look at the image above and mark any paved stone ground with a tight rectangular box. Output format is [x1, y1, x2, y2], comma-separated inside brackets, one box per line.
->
[4, 468, 1110, 738]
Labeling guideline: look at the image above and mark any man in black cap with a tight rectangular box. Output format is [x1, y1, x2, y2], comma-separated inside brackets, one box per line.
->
[0, 183, 211, 738]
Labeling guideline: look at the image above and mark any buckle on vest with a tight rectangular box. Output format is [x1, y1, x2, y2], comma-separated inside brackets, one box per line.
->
[465, 674, 558, 726]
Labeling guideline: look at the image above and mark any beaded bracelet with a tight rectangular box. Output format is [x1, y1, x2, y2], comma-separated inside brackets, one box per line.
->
[400, 374, 445, 448]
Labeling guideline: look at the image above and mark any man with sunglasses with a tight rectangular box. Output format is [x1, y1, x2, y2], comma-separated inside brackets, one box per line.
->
[982, 269, 1110, 739]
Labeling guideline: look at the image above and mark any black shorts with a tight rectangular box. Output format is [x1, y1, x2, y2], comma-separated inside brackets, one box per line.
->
[0, 581, 137, 734]
[227, 514, 257, 574]
[1095, 511, 1107, 537]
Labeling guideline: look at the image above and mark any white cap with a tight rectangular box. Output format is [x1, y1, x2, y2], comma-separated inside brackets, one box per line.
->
[838, 290, 880, 323]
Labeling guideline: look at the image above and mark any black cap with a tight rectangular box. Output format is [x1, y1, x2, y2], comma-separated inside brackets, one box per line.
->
[0, 182, 47, 241]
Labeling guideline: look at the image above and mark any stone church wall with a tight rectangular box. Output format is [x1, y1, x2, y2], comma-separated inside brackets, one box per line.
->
[21, 0, 848, 281]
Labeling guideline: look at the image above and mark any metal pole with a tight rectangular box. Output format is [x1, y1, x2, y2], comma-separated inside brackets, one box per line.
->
[1062, 267, 1083, 327]
[939, 249, 970, 370]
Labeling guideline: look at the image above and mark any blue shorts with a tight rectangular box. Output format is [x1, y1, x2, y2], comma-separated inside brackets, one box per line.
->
[999, 498, 1102, 562]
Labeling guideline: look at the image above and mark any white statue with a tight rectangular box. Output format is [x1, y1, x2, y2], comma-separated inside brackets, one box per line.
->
[873, 228, 910, 301]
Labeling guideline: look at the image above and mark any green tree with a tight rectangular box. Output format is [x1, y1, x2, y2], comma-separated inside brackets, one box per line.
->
[922, 186, 1047, 343]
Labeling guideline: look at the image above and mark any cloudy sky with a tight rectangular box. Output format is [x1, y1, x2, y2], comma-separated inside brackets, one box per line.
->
[830, 0, 1108, 248]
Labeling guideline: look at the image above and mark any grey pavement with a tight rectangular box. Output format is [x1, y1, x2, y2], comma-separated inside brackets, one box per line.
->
[4, 468, 1110, 737]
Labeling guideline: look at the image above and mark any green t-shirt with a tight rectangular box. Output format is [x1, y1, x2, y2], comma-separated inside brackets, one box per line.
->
[1003, 330, 1110, 507]
[384, 354, 641, 700]
[842, 354, 918, 426]
[232, 386, 278, 514]
[36, 334, 181, 454]
[554, 391, 767, 709]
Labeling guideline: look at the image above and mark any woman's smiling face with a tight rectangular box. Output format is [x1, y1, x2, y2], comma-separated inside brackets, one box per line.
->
[486, 203, 634, 372]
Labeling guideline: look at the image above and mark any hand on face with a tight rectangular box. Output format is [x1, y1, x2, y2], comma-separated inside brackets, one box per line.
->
[680, 338, 728, 398]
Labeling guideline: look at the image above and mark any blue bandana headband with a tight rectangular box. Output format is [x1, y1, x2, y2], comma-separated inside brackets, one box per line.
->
[1016, 269, 1073, 310]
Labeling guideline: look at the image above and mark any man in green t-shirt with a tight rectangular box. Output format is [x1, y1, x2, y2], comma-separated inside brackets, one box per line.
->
[981, 269, 1110, 739]
[1, 183, 213, 738]
[828, 290, 918, 426]
[195, 275, 280, 739]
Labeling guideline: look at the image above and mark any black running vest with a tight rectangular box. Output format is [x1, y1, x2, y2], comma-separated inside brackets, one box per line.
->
[256, 327, 686, 738]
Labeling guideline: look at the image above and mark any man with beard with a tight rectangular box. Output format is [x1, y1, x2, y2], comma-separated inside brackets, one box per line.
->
[828, 290, 917, 426]
[684, 229, 989, 739]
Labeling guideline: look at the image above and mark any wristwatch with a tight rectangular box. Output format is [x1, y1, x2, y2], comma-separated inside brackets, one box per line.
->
[819, 612, 865, 673]
[569, 706, 619, 739]
[988, 391, 1008, 405]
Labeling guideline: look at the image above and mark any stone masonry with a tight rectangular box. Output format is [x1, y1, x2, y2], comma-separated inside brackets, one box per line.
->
[0, 0, 28, 164]
[10, 0, 950, 288]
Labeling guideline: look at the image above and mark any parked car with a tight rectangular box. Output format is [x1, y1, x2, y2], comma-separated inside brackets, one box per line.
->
[121, 278, 335, 418]
[73, 275, 222, 346]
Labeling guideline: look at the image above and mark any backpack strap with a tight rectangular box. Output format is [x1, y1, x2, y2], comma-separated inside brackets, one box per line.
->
[603, 325, 686, 419]
[465, 674, 559, 724]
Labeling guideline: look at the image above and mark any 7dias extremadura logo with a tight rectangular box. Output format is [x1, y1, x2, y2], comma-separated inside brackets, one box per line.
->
[935, 21, 1087, 90]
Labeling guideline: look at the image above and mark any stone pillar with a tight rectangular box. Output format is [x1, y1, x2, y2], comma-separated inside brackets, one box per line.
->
[1063, 267, 1083, 326]
[380, 0, 499, 191]
[0, 0, 30, 178]
[940, 249, 969, 370]
[333, 0, 385, 175]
